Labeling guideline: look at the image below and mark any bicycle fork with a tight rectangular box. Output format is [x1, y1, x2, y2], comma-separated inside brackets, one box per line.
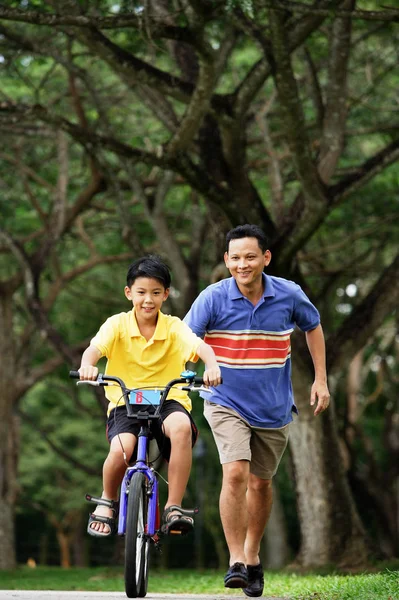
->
[118, 427, 160, 548]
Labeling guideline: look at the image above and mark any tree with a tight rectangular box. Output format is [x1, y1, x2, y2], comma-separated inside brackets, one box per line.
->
[0, 0, 398, 569]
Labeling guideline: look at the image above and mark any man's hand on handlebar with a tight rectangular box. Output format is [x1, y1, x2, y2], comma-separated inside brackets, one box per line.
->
[202, 366, 222, 387]
[78, 365, 99, 381]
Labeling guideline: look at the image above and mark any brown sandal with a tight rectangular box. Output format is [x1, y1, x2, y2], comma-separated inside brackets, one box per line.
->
[161, 505, 195, 536]
[86, 494, 118, 538]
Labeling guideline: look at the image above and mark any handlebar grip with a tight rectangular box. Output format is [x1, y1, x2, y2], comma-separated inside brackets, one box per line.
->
[69, 370, 80, 379]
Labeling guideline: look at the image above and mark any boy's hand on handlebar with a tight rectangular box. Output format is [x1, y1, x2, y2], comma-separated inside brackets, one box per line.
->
[78, 365, 99, 381]
[203, 366, 222, 387]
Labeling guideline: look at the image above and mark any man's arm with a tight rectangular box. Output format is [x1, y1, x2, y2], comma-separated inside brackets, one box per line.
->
[196, 341, 222, 387]
[78, 345, 102, 381]
[305, 324, 330, 416]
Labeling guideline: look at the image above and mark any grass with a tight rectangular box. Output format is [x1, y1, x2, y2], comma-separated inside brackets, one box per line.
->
[0, 566, 398, 599]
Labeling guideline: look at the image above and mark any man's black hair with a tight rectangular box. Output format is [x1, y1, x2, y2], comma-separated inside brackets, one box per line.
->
[126, 255, 171, 289]
[225, 224, 269, 253]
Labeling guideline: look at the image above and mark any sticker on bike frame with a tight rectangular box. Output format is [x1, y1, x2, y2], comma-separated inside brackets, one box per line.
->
[129, 389, 161, 406]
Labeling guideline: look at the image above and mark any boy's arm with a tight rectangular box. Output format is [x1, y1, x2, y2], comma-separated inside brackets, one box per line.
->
[78, 345, 102, 381]
[305, 324, 330, 416]
[196, 341, 222, 387]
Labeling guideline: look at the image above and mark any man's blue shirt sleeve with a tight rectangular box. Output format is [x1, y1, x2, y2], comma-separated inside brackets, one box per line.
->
[183, 291, 211, 338]
[293, 287, 320, 332]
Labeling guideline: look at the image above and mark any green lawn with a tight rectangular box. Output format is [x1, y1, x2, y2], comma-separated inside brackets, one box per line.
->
[0, 566, 398, 600]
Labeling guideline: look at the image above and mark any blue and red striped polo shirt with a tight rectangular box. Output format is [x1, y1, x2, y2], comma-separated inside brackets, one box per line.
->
[184, 273, 320, 428]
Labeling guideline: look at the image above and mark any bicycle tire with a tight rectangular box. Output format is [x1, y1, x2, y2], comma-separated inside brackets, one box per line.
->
[125, 472, 150, 598]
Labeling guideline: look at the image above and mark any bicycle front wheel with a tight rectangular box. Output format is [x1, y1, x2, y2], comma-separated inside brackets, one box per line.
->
[125, 472, 150, 598]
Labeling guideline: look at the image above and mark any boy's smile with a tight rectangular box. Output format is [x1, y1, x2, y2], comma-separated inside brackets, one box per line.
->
[125, 277, 169, 326]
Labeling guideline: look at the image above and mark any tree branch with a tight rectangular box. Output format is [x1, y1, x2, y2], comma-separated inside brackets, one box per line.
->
[264, 1, 399, 23]
[267, 7, 328, 265]
[318, 0, 354, 183]
[73, 26, 195, 104]
[0, 229, 79, 365]
[233, 0, 345, 117]
[15, 407, 99, 477]
[166, 47, 216, 158]
[0, 6, 196, 34]
[328, 137, 399, 204]
[327, 254, 399, 373]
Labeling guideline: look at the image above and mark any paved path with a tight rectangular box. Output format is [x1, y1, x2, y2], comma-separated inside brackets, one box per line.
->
[0, 592, 290, 600]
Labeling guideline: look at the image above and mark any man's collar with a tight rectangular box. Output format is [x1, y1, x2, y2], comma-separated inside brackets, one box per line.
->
[229, 273, 275, 299]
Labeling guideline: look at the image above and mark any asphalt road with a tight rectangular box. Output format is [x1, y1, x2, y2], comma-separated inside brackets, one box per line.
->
[0, 593, 290, 600]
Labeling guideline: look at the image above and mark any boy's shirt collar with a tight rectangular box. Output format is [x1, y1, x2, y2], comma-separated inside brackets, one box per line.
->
[130, 308, 167, 340]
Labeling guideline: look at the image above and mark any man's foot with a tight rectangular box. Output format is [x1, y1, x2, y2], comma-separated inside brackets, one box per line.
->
[244, 563, 264, 597]
[87, 503, 117, 537]
[224, 562, 248, 588]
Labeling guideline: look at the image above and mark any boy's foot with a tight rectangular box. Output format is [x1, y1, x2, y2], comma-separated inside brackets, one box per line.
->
[87, 503, 117, 537]
[244, 563, 264, 597]
[224, 562, 248, 588]
[161, 505, 194, 535]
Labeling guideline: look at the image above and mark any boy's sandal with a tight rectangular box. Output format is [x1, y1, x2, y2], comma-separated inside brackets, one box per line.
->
[161, 505, 195, 536]
[87, 512, 117, 537]
[86, 494, 118, 538]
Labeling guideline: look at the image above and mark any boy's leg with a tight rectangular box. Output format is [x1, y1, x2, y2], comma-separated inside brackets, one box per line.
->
[161, 411, 193, 509]
[90, 432, 136, 535]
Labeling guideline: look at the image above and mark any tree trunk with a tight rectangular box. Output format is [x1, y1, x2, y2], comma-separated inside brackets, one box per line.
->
[56, 529, 71, 568]
[0, 293, 17, 569]
[289, 360, 370, 567]
[262, 483, 290, 568]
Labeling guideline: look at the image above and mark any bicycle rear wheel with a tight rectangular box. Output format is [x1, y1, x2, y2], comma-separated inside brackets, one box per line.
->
[125, 472, 150, 598]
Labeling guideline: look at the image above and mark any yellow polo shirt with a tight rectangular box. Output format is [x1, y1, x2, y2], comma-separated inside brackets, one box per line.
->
[90, 309, 200, 414]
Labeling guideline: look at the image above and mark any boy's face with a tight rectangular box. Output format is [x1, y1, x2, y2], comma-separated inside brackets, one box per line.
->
[224, 237, 271, 288]
[125, 277, 169, 323]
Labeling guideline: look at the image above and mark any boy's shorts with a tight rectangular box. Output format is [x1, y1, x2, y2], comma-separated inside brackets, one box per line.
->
[204, 400, 289, 479]
[106, 399, 198, 462]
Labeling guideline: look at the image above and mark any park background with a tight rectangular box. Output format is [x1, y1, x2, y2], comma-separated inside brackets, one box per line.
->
[0, 0, 398, 581]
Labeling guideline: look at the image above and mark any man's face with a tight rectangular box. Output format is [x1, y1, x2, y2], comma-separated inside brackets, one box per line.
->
[224, 237, 271, 288]
[125, 277, 169, 322]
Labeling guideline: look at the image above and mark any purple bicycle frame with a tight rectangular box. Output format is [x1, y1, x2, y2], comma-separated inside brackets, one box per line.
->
[117, 426, 159, 536]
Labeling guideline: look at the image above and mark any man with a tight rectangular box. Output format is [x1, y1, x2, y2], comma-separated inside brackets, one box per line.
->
[184, 224, 330, 596]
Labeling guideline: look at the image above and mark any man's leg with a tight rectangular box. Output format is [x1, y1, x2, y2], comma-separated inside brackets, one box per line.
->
[244, 474, 273, 565]
[220, 460, 250, 565]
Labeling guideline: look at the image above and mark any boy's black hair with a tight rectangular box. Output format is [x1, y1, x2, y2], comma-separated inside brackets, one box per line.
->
[126, 255, 171, 289]
[225, 224, 269, 253]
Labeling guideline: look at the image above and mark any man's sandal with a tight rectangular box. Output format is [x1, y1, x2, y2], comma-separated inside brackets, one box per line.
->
[86, 494, 118, 538]
[161, 505, 196, 536]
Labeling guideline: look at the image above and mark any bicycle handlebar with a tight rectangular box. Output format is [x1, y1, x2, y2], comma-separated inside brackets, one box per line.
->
[69, 370, 210, 390]
[69, 369, 221, 420]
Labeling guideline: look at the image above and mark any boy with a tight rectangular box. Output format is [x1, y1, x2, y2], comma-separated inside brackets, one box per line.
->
[78, 255, 221, 537]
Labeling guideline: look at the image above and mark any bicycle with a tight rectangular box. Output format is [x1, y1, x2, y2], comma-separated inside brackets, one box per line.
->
[70, 369, 209, 598]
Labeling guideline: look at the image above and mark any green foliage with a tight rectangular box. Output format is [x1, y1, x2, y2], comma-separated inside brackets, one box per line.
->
[18, 377, 107, 519]
[226, 0, 255, 19]
[1, 0, 398, 571]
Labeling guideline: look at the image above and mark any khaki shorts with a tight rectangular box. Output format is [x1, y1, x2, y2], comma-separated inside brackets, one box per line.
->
[204, 401, 290, 480]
